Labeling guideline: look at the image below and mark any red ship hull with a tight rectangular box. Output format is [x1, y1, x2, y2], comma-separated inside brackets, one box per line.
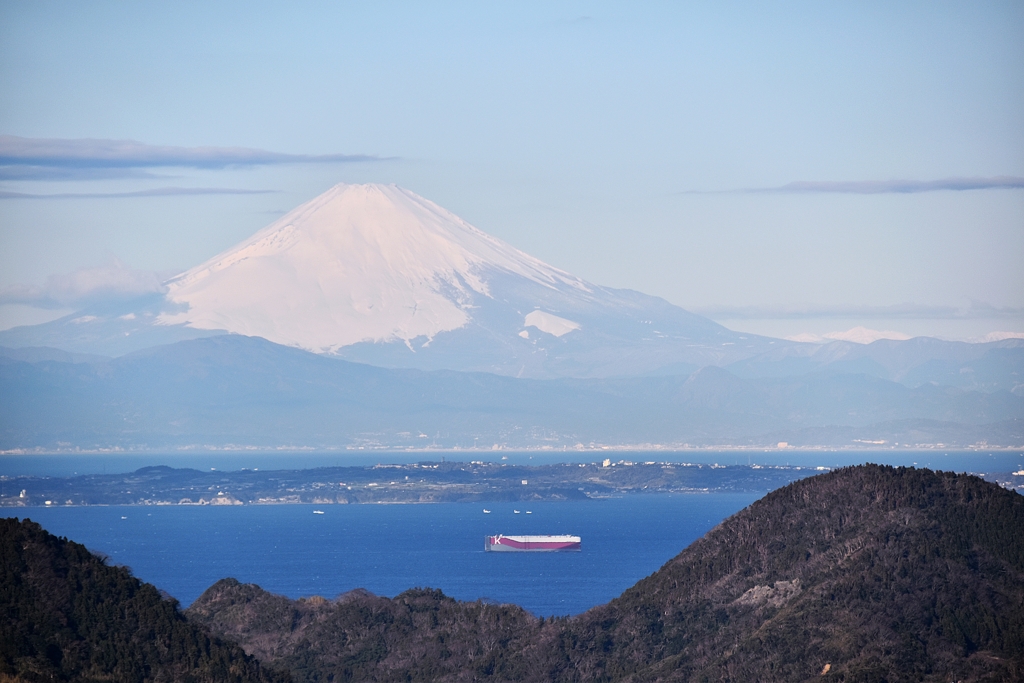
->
[485, 534, 581, 551]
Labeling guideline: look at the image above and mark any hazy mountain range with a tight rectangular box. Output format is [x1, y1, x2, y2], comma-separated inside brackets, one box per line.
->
[2, 335, 1021, 450]
[0, 184, 774, 378]
[1, 184, 1021, 449]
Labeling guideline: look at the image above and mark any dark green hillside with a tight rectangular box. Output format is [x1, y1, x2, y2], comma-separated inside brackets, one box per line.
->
[564, 465, 1024, 681]
[189, 466, 1024, 682]
[186, 580, 548, 683]
[0, 518, 288, 683]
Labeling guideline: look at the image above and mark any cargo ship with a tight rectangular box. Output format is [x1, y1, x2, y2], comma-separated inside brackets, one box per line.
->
[485, 534, 581, 552]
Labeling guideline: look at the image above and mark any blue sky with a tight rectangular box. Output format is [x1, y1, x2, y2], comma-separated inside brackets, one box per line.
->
[1, 1, 1022, 340]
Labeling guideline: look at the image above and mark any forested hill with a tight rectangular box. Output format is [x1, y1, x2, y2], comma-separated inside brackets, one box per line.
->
[188, 466, 1024, 682]
[4, 467, 1022, 682]
[563, 464, 1024, 681]
[0, 518, 289, 683]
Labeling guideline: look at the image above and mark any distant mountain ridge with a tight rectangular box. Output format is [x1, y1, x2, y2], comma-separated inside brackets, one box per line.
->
[1, 183, 1020, 386]
[2, 335, 1020, 450]
[729, 335, 1024, 394]
[0, 183, 778, 378]
[1, 182, 1020, 449]
[186, 465, 1024, 682]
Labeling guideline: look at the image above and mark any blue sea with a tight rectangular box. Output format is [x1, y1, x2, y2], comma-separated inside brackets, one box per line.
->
[5, 450, 1023, 617]
[16, 495, 758, 617]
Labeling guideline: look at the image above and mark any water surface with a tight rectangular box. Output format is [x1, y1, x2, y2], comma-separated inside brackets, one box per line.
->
[19, 494, 757, 617]
[7, 449, 1021, 616]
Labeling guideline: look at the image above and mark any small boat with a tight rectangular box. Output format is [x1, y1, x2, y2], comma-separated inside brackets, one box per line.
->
[514, 509, 521, 514]
[313, 510, 325, 515]
[526, 511, 532, 514]
[483, 509, 491, 513]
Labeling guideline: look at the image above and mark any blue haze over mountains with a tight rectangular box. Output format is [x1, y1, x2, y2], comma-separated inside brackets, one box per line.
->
[0, 184, 1021, 450]
[1, 336, 1021, 450]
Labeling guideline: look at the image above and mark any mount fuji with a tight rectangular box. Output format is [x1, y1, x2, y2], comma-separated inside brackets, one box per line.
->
[3, 183, 1022, 448]
[2, 183, 782, 378]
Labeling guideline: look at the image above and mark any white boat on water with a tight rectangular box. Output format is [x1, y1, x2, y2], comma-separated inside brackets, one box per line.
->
[514, 510, 521, 514]
[483, 509, 491, 513]
[313, 510, 325, 514]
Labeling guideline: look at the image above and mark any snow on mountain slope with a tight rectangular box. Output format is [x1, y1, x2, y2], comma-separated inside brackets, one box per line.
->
[524, 310, 580, 337]
[160, 183, 590, 352]
[5, 184, 1016, 382]
[0, 182, 788, 376]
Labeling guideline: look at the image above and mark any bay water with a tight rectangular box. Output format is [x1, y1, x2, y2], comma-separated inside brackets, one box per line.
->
[6, 449, 1022, 617]
[16, 494, 757, 617]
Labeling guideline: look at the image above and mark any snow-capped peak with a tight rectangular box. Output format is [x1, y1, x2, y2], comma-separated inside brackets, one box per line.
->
[160, 183, 588, 352]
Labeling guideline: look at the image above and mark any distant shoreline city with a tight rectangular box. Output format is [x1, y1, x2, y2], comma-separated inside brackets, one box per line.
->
[4, 444, 1022, 456]
[4, 459, 1022, 508]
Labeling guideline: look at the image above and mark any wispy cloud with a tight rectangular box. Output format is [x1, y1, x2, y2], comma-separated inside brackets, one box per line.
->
[0, 166, 164, 181]
[0, 187, 276, 199]
[769, 177, 1024, 194]
[683, 176, 1024, 195]
[693, 302, 1024, 320]
[0, 259, 176, 309]
[0, 135, 389, 180]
